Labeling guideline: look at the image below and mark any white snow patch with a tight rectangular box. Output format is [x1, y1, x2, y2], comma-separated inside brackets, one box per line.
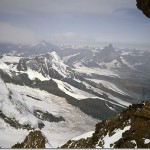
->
[87, 78, 127, 96]
[99, 59, 121, 69]
[72, 131, 94, 141]
[83, 81, 130, 107]
[144, 139, 150, 144]
[45, 142, 53, 148]
[0, 118, 28, 148]
[51, 51, 71, 78]
[0, 55, 21, 63]
[96, 125, 131, 148]
[120, 57, 136, 70]
[22, 68, 50, 81]
[63, 52, 80, 62]
[122, 52, 131, 56]
[73, 63, 119, 77]
[131, 140, 137, 148]
[106, 104, 115, 111]
[44, 57, 49, 77]
[53, 79, 98, 100]
[0, 61, 10, 70]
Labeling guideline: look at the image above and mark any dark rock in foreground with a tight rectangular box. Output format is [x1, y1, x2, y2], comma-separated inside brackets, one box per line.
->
[61, 100, 150, 148]
[137, 0, 150, 18]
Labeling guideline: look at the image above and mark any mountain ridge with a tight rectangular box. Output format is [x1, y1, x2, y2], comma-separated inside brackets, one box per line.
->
[0, 44, 150, 148]
[61, 100, 150, 148]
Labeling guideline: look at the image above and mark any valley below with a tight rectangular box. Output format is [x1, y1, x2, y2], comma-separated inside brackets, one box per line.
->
[0, 42, 150, 148]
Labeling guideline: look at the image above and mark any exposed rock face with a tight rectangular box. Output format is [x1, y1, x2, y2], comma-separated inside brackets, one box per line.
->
[136, 0, 150, 18]
[33, 110, 65, 122]
[17, 52, 78, 80]
[12, 130, 46, 148]
[61, 100, 150, 148]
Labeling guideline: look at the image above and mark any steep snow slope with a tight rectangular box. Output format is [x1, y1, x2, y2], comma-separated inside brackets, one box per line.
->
[86, 78, 127, 96]
[0, 55, 21, 63]
[53, 79, 98, 100]
[0, 77, 97, 148]
[55, 78, 130, 107]
[50, 51, 70, 78]
[73, 62, 119, 77]
[0, 119, 28, 148]
[0, 78, 29, 148]
[82, 81, 131, 107]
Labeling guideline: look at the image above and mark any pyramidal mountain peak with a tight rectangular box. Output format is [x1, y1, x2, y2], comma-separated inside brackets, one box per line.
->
[103, 43, 115, 52]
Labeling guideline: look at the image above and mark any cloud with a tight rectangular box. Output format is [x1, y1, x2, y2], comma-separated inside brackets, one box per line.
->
[0, 22, 39, 44]
[0, 0, 136, 15]
[46, 32, 97, 46]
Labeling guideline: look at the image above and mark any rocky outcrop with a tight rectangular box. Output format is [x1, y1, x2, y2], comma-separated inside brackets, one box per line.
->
[34, 110, 65, 122]
[0, 110, 34, 130]
[61, 100, 150, 148]
[136, 0, 150, 18]
[12, 130, 46, 148]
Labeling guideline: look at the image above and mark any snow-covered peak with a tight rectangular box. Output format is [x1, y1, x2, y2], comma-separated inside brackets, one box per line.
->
[17, 51, 77, 80]
[50, 51, 70, 78]
[103, 43, 115, 52]
[51, 51, 61, 62]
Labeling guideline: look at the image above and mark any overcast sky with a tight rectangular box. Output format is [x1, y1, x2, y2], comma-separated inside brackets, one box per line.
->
[0, 0, 149, 49]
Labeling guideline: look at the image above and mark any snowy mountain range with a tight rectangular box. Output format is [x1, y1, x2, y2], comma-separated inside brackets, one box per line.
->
[0, 42, 150, 148]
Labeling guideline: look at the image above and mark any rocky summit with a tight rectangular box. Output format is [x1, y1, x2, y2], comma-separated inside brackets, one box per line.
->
[61, 100, 150, 148]
[12, 130, 47, 148]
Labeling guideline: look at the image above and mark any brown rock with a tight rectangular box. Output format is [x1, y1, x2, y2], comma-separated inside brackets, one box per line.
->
[12, 130, 46, 148]
[61, 100, 150, 148]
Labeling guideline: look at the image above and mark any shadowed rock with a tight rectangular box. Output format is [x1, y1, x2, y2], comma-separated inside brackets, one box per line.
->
[136, 0, 150, 18]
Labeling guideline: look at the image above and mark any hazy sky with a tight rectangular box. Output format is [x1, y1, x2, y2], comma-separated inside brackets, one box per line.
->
[0, 0, 150, 49]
